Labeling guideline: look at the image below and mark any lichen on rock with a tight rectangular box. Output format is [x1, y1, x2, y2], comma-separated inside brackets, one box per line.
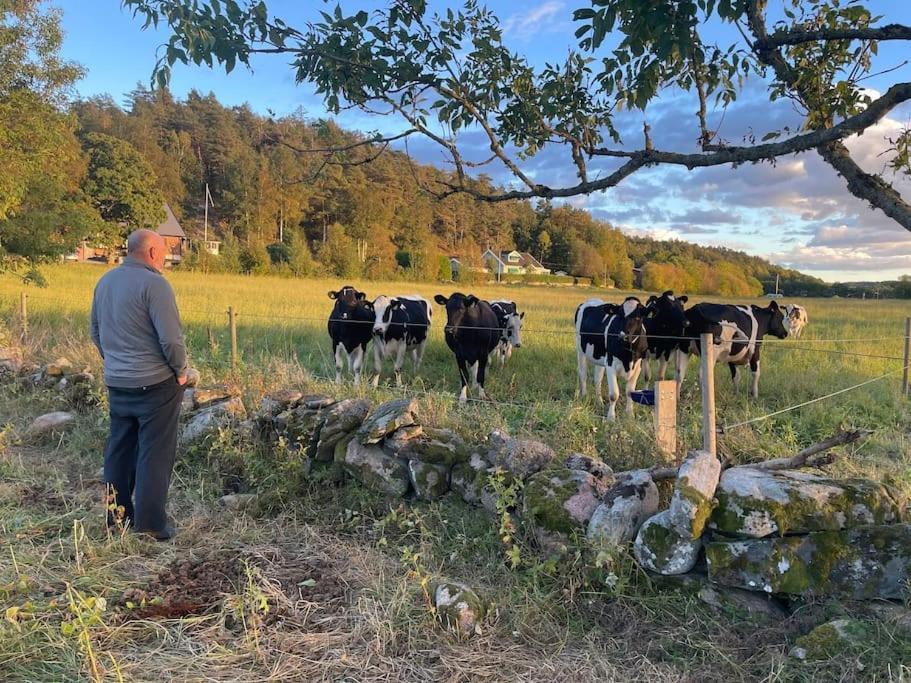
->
[588, 469, 659, 546]
[633, 510, 702, 576]
[487, 429, 555, 479]
[522, 466, 609, 536]
[342, 438, 410, 497]
[407, 460, 451, 500]
[668, 450, 721, 539]
[357, 398, 418, 444]
[433, 581, 485, 636]
[790, 618, 872, 660]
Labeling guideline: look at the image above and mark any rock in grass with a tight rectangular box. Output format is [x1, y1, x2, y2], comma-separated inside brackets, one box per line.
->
[696, 585, 789, 622]
[669, 450, 721, 539]
[181, 396, 247, 444]
[314, 398, 371, 462]
[343, 439, 409, 497]
[487, 429, 555, 479]
[433, 582, 485, 636]
[710, 467, 904, 538]
[408, 460, 451, 500]
[192, 384, 241, 410]
[27, 411, 76, 436]
[633, 510, 702, 576]
[258, 389, 304, 418]
[44, 357, 73, 377]
[706, 524, 911, 599]
[450, 453, 492, 507]
[588, 470, 659, 546]
[522, 466, 610, 536]
[356, 398, 418, 445]
[790, 619, 872, 661]
[218, 493, 258, 511]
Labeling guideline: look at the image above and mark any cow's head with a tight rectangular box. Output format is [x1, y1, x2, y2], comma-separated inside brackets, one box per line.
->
[371, 295, 395, 336]
[434, 293, 479, 336]
[645, 290, 689, 332]
[328, 285, 367, 307]
[505, 310, 525, 348]
[618, 300, 649, 356]
[759, 300, 788, 339]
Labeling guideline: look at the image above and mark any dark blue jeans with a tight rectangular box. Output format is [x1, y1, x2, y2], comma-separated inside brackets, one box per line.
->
[104, 377, 183, 533]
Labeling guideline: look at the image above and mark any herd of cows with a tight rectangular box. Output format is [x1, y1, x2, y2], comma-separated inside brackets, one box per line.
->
[327, 285, 809, 419]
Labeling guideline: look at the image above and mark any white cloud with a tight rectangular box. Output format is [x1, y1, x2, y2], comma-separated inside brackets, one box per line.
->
[501, 2, 566, 39]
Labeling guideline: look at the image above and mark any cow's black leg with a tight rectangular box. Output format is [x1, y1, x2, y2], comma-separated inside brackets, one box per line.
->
[333, 342, 344, 384]
[729, 363, 738, 388]
[477, 355, 490, 400]
[456, 357, 470, 403]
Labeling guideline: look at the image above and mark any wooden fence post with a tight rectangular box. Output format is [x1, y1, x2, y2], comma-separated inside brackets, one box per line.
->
[654, 379, 678, 463]
[903, 316, 910, 397]
[700, 333, 717, 456]
[228, 306, 238, 369]
[19, 292, 28, 343]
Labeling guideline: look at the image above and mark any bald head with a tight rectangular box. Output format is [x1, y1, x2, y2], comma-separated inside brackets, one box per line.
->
[127, 229, 167, 271]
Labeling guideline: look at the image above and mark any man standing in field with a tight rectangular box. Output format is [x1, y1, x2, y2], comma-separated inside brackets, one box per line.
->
[90, 229, 188, 541]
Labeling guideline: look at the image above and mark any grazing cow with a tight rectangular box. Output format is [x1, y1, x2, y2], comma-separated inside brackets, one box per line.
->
[370, 295, 432, 386]
[783, 304, 808, 339]
[575, 297, 649, 420]
[642, 291, 689, 382]
[489, 299, 525, 365]
[434, 293, 500, 403]
[676, 301, 788, 398]
[327, 285, 374, 385]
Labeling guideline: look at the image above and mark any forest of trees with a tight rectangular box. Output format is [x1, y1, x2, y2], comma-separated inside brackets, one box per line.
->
[1, 1, 903, 297]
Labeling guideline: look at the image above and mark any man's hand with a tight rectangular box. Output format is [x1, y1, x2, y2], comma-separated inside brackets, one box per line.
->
[176, 374, 188, 386]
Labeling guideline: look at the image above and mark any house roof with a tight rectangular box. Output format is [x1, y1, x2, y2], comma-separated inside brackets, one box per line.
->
[156, 203, 186, 239]
[484, 249, 547, 270]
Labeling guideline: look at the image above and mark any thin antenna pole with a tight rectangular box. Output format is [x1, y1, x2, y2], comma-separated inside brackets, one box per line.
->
[204, 182, 209, 244]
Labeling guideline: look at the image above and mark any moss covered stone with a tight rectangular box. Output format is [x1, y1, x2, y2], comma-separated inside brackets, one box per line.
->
[587, 470, 659, 546]
[433, 582, 485, 636]
[314, 398, 371, 462]
[522, 466, 608, 535]
[633, 510, 702, 575]
[710, 467, 904, 538]
[706, 523, 911, 599]
[791, 619, 872, 660]
[342, 438, 410, 497]
[387, 426, 470, 466]
[356, 398, 418, 444]
[408, 459, 451, 500]
[450, 453, 491, 507]
[669, 450, 721, 540]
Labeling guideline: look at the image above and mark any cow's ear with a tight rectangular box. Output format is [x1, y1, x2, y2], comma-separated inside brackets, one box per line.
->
[768, 300, 780, 311]
[678, 295, 688, 304]
[466, 295, 480, 307]
[328, 290, 337, 299]
[356, 291, 367, 301]
[645, 295, 658, 306]
[434, 294, 448, 305]
[663, 290, 674, 297]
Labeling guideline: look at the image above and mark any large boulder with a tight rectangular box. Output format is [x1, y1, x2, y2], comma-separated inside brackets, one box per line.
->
[433, 582, 485, 636]
[26, 411, 76, 437]
[386, 426, 470, 466]
[342, 439, 410, 497]
[633, 510, 703, 576]
[408, 460, 451, 500]
[522, 466, 610, 536]
[357, 398, 418, 445]
[668, 450, 721, 539]
[706, 523, 911, 599]
[588, 470, 660, 546]
[314, 398, 371, 462]
[710, 468, 904, 538]
[487, 429, 556, 479]
[450, 453, 493, 507]
[181, 396, 247, 444]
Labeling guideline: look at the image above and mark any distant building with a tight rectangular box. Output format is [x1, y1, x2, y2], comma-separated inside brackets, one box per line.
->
[202, 239, 222, 256]
[70, 203, 188, 265]
[482, 249, 550, 276]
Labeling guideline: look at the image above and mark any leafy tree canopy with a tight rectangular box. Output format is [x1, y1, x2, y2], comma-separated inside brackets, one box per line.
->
[122, 0, 911, 232]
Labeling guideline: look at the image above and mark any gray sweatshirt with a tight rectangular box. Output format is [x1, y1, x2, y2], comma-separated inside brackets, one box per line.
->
[90, 257, 188, 388]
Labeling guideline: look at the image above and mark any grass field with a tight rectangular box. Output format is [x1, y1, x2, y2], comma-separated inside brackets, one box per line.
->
[1, 264, 910, 681]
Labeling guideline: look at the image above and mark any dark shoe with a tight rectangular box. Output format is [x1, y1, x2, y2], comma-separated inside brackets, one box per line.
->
[133, 525, 176, 542]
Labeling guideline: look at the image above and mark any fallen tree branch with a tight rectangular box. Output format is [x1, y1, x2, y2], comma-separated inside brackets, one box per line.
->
[645, 429, 871, 481]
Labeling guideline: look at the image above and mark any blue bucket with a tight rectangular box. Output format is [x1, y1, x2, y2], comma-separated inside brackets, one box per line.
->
[629, 389, 655, 406]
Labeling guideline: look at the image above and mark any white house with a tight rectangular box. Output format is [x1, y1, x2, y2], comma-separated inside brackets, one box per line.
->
[482, 249, 550, 276]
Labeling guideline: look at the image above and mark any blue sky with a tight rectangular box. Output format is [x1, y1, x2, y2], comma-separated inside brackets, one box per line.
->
[56, 1, 911, 282]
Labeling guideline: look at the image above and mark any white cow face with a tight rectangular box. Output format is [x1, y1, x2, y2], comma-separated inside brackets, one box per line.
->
[372, 295, 394, 336]
[505, 311, 525, 347]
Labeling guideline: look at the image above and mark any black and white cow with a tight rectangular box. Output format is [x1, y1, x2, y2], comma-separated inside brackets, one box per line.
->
[642, 290, 689, 382]
[489, 299, 525, 365]
[575, 297, 649, 420]
[370, 295, 432, 386]
[327, 285, 374, 385]
[676, 301, 788, 398]
[783, 304, 808, 339]
[434, 293, 500, 403]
